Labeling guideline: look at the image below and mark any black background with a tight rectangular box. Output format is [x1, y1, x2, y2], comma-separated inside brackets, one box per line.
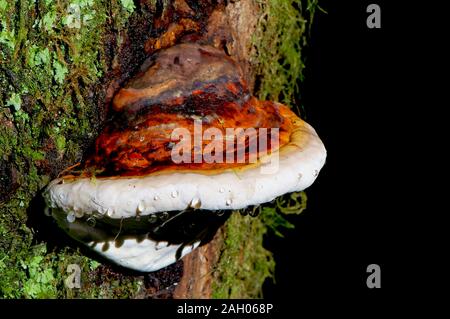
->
[263, 0, 421, 303]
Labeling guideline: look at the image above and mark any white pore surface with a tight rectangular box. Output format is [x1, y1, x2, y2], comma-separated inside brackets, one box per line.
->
[45, 119, 326, 219]
[89, 239, 200, 272]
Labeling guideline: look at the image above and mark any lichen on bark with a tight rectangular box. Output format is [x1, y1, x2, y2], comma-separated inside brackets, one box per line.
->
[0, 0, 141, 298]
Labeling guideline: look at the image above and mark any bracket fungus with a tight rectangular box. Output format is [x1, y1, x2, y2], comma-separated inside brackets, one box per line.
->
[44, 43, 326, 272]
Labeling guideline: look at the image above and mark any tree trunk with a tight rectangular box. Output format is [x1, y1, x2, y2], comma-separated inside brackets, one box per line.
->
[0, 0, 315, 298]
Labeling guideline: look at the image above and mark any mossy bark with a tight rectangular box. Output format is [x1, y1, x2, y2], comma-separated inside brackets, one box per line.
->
[0, 0, 317, 298]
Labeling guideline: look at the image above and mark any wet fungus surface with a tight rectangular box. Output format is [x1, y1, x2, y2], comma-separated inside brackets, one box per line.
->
[44, 43, 326, 272]
[86, 43, 294, 176]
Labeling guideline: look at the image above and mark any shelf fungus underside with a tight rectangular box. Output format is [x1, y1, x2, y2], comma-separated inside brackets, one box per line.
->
[44, 43, 326, 272]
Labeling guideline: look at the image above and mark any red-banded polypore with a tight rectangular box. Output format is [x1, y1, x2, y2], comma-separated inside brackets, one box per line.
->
[44, 43, 326, 272]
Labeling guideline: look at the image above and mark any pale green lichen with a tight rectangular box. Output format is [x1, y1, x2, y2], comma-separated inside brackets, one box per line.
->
[0, 0, 136, 298]
[120, 0, 136, 13]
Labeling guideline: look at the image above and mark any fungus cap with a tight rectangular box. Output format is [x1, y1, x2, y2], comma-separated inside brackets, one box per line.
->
[46, 115, 325, 219]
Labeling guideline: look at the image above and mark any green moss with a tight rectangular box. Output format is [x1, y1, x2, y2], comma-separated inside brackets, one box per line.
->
[211, 0, 319, 298]
[212, 213, 274, 299]
[253, 0, 320, 106]
[260, 192, 308, 238]
[0, 0, 137, 299]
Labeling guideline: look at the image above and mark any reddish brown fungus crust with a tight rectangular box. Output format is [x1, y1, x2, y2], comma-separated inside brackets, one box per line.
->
[76, 44, 297, 178]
